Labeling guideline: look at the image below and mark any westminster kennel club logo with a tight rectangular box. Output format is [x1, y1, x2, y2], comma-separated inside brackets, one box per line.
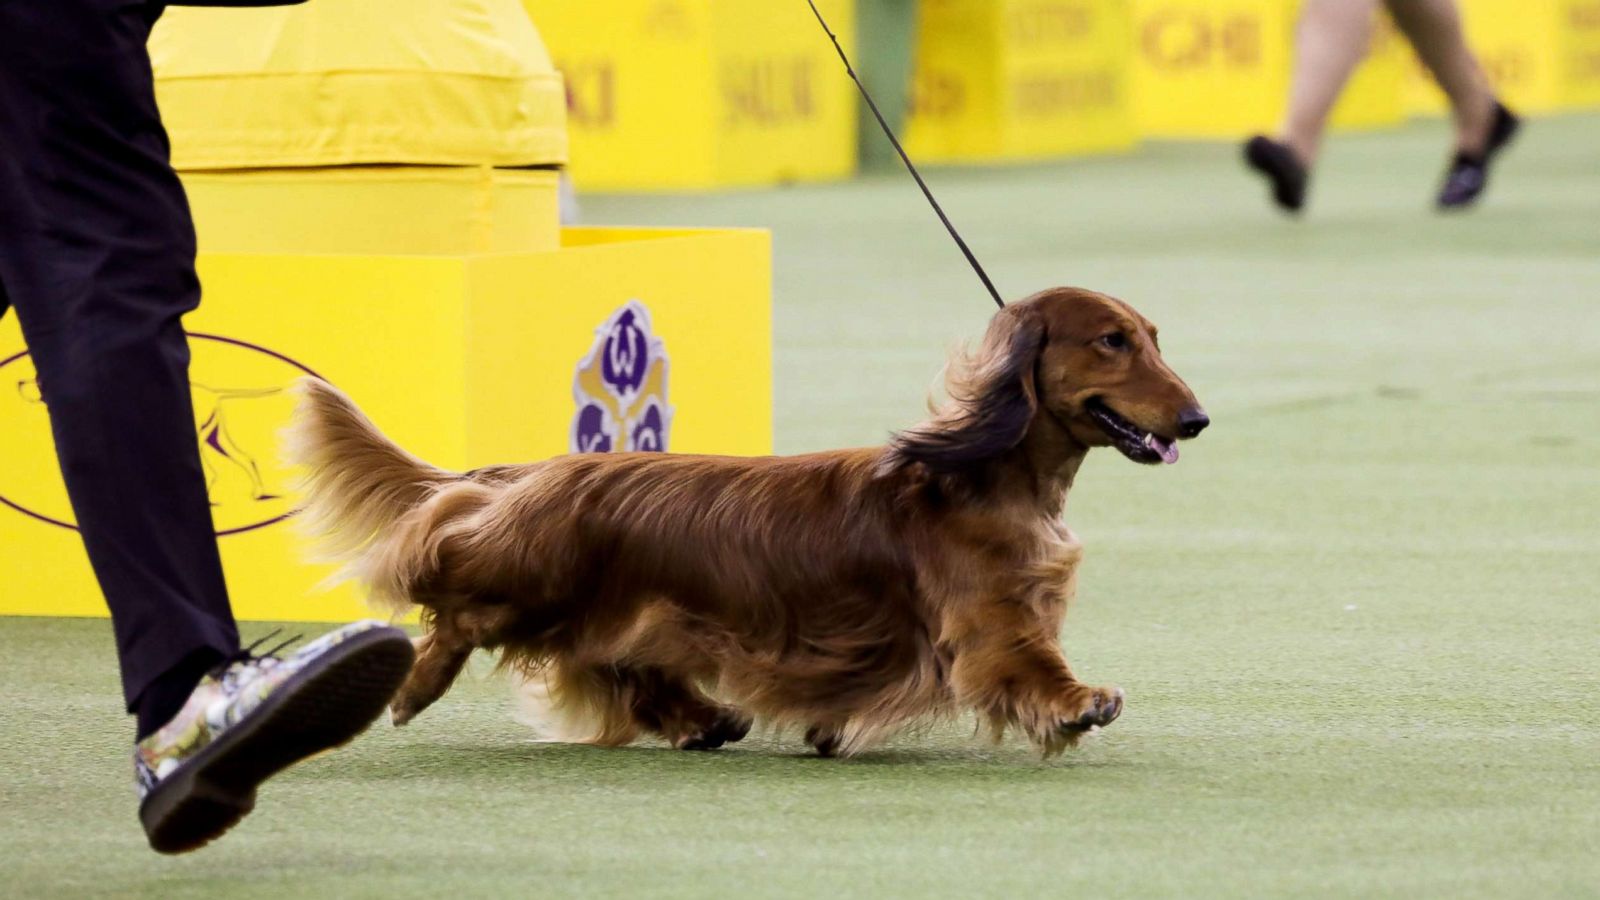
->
[0, 334, 319, 537]
[571, 300, 673, 454]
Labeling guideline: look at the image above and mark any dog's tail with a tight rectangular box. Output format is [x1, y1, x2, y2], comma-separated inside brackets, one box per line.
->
[284, 378, 473, 609]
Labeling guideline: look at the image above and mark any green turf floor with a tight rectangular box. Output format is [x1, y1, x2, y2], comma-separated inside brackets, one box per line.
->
[4, 116, 1599, 898]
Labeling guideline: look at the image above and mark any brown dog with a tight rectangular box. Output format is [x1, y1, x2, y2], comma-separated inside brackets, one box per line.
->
[286, 287, 1206, 757]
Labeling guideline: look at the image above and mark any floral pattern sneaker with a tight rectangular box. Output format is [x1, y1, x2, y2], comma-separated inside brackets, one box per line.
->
[134, 619, 414, 854]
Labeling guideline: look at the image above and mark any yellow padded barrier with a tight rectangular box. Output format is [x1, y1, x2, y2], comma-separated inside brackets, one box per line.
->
[151, 0, 567, 169]
[903, 0, 1138, 163]
[0, 228, 772, 622]
[521, 0, 857, 191]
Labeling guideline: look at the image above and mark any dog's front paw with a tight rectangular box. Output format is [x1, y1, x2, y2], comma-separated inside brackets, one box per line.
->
[1033, 684, 1124, 755]
[389, 698, 421, 728]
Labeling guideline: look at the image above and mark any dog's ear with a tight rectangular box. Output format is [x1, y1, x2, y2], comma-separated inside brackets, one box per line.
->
[888, 302, 1046, 475]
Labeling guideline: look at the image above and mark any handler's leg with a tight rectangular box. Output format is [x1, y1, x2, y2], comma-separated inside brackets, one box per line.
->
[0, 0, 239, 733]
[0, 1, 414, 854]
[1383, 0, 1519, 207]
[1384, 0, 1495, 154]
[1243, 0, 1377, 211]
[1278, 0, 1380, 166]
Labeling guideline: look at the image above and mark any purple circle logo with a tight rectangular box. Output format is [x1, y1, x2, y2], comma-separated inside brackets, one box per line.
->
[0, 333, 322, 537]
[571, 300, 673, 455]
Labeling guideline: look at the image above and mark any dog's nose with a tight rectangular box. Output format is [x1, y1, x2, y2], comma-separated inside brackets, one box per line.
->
[1176, 407, 1210, 438]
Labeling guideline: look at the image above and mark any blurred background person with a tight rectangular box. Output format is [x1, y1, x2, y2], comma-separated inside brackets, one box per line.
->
[1244, 0, 1519, 213]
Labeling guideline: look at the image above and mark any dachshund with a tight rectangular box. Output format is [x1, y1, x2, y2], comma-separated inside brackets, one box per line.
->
[285, 287, 1207, 757]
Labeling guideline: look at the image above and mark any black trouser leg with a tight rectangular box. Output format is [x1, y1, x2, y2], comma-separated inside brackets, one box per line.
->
[0, 0, 239, 720]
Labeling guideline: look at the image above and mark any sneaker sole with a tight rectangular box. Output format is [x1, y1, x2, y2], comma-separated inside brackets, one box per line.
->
[139, 626, 415, 854]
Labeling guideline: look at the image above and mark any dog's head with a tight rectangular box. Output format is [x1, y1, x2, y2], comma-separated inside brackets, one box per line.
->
[890, 287, 1206, 473]
[1029, 287, 1207, 464]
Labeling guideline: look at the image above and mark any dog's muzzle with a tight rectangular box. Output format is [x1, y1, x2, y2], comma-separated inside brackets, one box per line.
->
[1084, 397, 1180, 465]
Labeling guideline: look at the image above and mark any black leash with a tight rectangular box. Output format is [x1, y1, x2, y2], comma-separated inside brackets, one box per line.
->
[804, 0, 1005, 309]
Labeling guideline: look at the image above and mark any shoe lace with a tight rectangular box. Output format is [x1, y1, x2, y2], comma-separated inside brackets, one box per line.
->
[208, 628, 305, 684]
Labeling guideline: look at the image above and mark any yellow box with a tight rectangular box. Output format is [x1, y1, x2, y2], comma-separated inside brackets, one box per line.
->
[182, 166, 561, 256]
[522, 0, 858, 191]
[0, 227, 772, 622]
[903, 0, 1137, 164]
[1132, 0, 1404, 138]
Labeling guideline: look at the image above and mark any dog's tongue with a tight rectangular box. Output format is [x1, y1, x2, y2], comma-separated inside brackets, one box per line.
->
[1145, 434, 1180, 465]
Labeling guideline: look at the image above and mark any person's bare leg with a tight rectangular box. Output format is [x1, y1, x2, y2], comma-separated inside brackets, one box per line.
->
[1383, 0, 1495, 154]
[1278, 0, 1381, 166]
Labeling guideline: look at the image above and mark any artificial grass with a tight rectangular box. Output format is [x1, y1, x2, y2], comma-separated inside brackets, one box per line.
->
[3, 115, 1598, 898]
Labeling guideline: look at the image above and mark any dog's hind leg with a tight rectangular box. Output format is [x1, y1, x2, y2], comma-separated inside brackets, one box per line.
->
[804, 723, 844, 758]
[392, 598, 529, 726]
[390, 628, 472, 726]
[621, 667, 752, 751]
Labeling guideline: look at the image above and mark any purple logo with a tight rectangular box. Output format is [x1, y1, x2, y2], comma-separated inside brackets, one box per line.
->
[571, 300, 673, 454]
[600, 306, 651, 406]
[571, 401, 618, 454]
[628, 398, 668, 452]
[0, 333, 322, 537]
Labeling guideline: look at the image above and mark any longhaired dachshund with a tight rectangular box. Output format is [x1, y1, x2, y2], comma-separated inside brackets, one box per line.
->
[287, 287, 1207, 757]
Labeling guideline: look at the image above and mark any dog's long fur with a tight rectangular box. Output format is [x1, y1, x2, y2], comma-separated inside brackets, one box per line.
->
[286, 287, 1204, 757]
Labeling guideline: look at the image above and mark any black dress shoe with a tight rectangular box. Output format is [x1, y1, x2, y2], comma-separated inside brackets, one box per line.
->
[1244, 136, 1309, 213]
[1438, 101, 1521, 209]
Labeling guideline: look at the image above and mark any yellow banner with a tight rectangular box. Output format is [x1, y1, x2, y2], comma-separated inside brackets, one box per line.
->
[1132, 0, 1403, 138]
[523, 0, 858, 191]
[904, 0, 1137, 163]
[1559, 0, 1600, 108]
[1409, 0, 1570, 115]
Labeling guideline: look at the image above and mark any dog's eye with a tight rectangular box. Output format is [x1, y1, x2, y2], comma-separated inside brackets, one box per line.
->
[1098, 333, 1128, 351]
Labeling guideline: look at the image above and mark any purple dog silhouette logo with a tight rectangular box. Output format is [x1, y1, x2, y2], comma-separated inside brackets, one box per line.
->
[0, 333, 321, 536]
[571, 300, 673, 454]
